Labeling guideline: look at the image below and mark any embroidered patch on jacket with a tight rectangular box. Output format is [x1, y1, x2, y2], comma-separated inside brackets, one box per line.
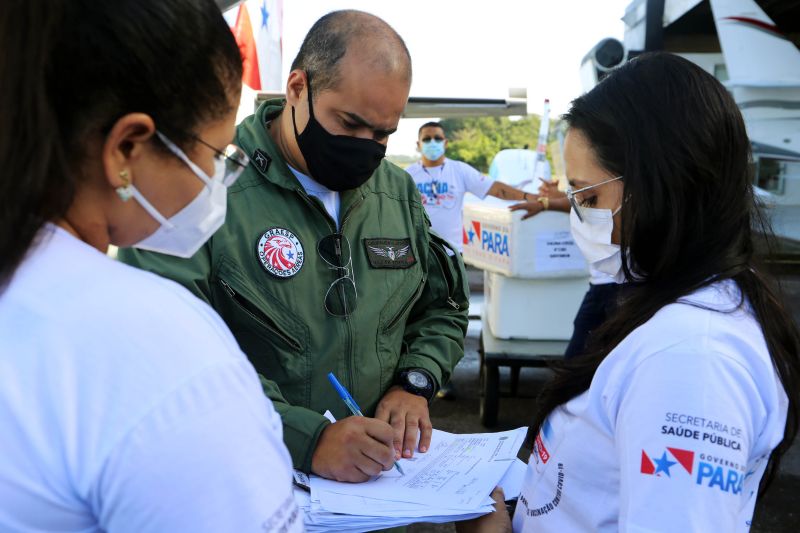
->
[257, 227, 304, 278]
[252, 149, 271, 173]
[364, 238, 416, 269]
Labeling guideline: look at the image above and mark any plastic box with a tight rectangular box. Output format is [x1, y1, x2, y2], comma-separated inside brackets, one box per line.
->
[484, 270, 589, 340]
[462, 199, 588, 279]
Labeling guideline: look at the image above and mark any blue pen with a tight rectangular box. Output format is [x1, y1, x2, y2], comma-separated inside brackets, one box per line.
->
[328, 372, 405, 475]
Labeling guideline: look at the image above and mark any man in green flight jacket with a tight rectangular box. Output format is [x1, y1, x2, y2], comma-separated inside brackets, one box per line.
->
[120, 10, 468, 482]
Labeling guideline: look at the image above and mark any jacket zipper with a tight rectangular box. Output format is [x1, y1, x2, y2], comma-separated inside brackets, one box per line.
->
[295, 188, 365, 393]
[339, 194, 365, 394]
[384, 275, 427, 333]
[219, 279, 301, 351]
[431, 243, 461, 310]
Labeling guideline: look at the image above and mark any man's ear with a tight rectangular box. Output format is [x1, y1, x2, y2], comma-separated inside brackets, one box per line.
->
[285, 70, 308, 107]
[101, 113, 156, 189]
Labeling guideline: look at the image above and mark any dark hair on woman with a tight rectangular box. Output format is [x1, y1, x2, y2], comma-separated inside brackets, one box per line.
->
[0, 0, 242, 290]
[530, 52, 800, 495]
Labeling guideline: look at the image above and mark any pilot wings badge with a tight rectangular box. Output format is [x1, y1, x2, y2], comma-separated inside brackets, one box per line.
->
[363, 238, 417, 269]
[368, 244, 410, 262]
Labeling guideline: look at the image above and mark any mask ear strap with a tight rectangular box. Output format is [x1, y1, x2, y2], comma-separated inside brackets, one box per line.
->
[292, 71, 315, 138]
[155, 132, 213, 186]
[612, 204, 622, 216]
[305, 71, 315, 117]
[130, 185, 175, 230]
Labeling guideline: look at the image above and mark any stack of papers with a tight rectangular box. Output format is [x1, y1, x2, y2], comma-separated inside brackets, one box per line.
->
[293, 427, 528, 533]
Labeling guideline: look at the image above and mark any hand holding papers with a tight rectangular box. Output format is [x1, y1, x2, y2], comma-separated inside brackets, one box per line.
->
[296, 426, 528, 532]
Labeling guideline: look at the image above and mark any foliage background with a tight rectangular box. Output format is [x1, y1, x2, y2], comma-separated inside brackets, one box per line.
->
[389, 115, 559, 174]
[439, 116, 543, 173]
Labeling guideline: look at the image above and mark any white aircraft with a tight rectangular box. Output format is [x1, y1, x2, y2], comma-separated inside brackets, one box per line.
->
[582, 0, 800, 246]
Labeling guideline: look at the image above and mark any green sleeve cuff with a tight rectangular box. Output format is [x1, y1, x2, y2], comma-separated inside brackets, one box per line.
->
[280, 409, 330, 472]
[259, 374, 331, 472]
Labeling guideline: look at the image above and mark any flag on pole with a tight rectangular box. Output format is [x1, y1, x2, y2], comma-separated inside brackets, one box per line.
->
[228, 0, 283, 92]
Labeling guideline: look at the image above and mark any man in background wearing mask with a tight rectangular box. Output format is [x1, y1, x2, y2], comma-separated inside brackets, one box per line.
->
[406, 122, 539, 255]
[120, 10, 469, 483]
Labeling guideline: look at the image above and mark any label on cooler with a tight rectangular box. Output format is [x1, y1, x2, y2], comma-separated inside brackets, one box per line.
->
[533, 231, 586, 273]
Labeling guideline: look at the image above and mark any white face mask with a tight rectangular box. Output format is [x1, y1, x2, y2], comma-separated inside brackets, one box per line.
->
[570, 206, 623, 281]
[130, 133, 228, 258]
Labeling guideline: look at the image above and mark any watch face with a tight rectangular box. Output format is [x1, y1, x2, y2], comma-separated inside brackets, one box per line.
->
[408, 371, 428, 388]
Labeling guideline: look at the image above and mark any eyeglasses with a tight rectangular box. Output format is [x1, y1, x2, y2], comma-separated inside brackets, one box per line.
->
[566, 175, 623, 223]
[191, 135, 250, 186]
[318, 233, 357, 317]
[421, 136, 445, 143]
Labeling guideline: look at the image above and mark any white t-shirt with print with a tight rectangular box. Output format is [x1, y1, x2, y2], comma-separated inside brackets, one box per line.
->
[406, 158, 494, 251]
[0, 225, 302, 533]
[513, 281, 788, 533]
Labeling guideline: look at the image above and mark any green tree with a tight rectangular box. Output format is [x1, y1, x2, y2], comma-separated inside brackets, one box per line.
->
[440, 115, 545, 173]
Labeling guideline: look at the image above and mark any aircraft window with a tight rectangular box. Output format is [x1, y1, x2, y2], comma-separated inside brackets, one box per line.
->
[714, 64, 729, 83]
[755, 158, 785, 195]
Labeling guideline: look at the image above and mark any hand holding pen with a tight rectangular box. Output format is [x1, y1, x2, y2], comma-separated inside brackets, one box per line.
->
[309, 375, 400, 483]
[328, 372, 405, 475]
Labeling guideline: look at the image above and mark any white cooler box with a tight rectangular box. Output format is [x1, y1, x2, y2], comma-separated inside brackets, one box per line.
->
[462, 199, 588, 279]
[484, 270, 588, 340]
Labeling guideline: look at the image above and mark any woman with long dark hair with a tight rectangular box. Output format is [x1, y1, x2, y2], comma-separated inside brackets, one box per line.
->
[460, 52, 799, 532]
[0, 1, 300, 531]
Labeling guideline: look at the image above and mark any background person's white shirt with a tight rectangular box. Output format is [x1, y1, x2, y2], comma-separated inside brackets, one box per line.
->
[0, 225, 302, 533]
[406, 158, 494, 252]
[514, 281, 788, 532]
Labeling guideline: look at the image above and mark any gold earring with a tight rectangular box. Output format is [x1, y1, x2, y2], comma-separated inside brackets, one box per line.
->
[116, 170, 133, 202]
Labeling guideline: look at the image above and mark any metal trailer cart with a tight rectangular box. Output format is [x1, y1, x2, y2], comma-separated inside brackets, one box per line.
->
[478, 309, 567, 427]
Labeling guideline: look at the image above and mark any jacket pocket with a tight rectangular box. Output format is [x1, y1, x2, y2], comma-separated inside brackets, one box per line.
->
[212, 256, 308, 380]
[382, 274, 427, 333]
[428, 232, 469, 310]
[218, 278, 302, 351]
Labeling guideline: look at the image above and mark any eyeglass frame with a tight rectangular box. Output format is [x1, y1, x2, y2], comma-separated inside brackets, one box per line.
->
[317, 233, 358, 317]
[566, 175, 623, 223]
[157, 130, 250, 187]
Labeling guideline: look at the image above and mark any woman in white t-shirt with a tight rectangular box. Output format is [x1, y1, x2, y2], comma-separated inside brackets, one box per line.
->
[0, 1, 301, 532]
[459, 52, 799, 532]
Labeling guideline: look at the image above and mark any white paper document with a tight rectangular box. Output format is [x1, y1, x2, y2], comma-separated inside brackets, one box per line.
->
[312, 427, 525, 510]
[497, 458, 527, 500]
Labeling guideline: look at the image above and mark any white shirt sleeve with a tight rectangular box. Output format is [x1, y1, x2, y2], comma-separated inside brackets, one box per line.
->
[609, 349, 766, 532]
[93, 360, 303, 533]
[460, 162, 495, 199]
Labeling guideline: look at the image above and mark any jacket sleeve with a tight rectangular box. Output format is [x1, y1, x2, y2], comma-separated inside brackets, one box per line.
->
[397, 227, 470, 391]
[258, 374, 331, 472]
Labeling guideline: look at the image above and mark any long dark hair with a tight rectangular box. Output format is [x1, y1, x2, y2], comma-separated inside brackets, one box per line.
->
[0, 0, 242, 290]
[531, 53, 800, 493]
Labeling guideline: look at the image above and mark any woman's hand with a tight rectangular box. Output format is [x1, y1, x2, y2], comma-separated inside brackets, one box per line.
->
[455, 487, 512, 533]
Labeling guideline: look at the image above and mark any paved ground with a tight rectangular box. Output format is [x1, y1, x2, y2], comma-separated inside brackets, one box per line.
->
[408, 269, 800, 532]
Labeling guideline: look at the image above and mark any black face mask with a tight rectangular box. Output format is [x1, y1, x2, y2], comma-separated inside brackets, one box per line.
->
[291, 75, 386, 191]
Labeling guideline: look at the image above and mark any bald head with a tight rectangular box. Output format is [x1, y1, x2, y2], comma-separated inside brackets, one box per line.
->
[290, 10, 412, 95]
